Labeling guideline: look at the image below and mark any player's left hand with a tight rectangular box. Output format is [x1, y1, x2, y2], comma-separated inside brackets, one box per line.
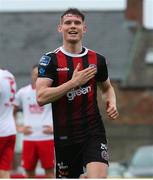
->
[43, 125, 53, 134]
[106, 101, 119, 120]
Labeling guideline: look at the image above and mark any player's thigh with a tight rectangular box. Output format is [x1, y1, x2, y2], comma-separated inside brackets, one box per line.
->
[0, 170, 10, 178]
[86, 161, 108, 178]
[22, 141, 38, 170]
[55, 143, 84, 178]
[37, 140, 55, 169]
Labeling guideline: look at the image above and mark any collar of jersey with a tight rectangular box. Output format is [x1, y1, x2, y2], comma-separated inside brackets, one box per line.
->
[60, 46, 88, 57]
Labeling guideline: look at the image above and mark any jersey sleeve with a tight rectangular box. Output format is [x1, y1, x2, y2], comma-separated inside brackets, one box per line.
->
[38, 54, 55, 80]
[96, 54, 108, 82]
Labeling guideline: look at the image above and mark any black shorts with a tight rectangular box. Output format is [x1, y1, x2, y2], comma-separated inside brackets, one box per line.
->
[55, 134, 109, 178]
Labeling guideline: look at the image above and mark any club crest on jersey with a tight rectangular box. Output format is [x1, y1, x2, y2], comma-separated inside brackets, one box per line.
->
[39, 55, 51, 66]
[89, 64, 97, 72]
[89, 64, 96, 68]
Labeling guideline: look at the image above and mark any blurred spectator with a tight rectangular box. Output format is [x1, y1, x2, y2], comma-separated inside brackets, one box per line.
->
[13, 65, 55, 178]
[0, 69, 17, 178]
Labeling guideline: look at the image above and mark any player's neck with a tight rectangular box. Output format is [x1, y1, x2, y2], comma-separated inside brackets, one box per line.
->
[31, 83, 36, 89]
[63, 42, 83, 54]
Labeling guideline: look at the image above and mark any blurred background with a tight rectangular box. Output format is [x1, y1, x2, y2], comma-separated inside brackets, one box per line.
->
[0, 0, 153, 178]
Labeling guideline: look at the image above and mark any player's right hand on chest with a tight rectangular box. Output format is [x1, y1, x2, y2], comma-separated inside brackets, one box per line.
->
[72, 63, 97, 87]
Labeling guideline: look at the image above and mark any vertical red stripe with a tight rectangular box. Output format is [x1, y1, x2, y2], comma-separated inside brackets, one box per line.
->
[72, 57, 83, 70]
[88, 50, 97, 66]
[72, 57, 83, 120]
[88, 50, 97, 89]
[56, 52, 68, 127]
[87, 50, 97, 115]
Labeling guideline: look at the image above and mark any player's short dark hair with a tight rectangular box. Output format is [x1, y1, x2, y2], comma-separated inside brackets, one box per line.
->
[61, 8, 85, 21]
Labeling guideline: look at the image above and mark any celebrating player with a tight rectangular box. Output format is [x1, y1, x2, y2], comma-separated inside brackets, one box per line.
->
[36, 8, 119, 178]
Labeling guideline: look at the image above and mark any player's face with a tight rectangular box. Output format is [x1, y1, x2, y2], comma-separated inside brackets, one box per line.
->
[58, 14, 87, 44]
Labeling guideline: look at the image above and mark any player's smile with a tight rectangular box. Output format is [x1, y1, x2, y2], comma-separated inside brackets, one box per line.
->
[68, 31, 78, 35]
[67, 30, 78, 39]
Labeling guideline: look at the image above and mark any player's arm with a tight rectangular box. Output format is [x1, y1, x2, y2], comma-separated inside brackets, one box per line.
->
[13, 105, 32, 134]
[98, 78, 119, 120]
[36, 77, 75, 105]
[36, 63, 97, 106]
[13, 105, 24, 133]
[13, 105, 20, 120]
[13, 91, 27, 133]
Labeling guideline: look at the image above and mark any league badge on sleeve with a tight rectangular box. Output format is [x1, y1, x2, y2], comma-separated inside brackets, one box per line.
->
[39, 55, 51, 66]
[39, 67, 46, 76]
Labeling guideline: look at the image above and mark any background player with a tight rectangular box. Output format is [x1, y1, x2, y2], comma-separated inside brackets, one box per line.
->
[0, 68, 17, 178]
[13, 65, 55, 178]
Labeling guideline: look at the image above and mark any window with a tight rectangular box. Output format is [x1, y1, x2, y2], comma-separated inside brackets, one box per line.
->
[145, 48, 153, 64]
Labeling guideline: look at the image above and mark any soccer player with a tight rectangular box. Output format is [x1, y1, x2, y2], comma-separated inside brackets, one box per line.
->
[36, 8, 119, 178]
[13, 65, 55, 178]
[0, 69, 17, 178]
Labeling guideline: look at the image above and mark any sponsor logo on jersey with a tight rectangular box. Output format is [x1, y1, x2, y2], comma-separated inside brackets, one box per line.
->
[67, 86, 91, 101]
[39, 55, 51, 66]
[29, 104, 44, 114]
[56, 67, 69, 71]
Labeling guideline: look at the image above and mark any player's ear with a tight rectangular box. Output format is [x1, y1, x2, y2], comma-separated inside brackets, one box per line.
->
[83, 24, 87, 33]
[57, 24, 62, 33]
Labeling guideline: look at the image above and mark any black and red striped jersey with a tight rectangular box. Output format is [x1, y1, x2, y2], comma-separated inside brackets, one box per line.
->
[38, 46, 108, 146]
